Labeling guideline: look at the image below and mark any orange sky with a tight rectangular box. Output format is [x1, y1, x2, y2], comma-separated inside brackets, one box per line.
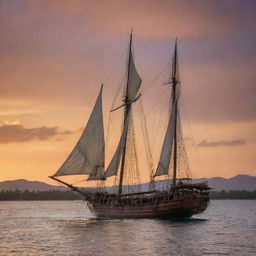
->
[0, 0, 255, 184]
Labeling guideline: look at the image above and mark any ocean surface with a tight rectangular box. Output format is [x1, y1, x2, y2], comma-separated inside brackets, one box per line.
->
[0, 200, 255, 256]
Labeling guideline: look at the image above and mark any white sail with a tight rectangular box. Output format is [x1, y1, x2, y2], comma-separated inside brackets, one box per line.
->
[104, 116, 130, 178]
[154, 94, 179, 177]
[127, 53, 142, 101]
[53, 86, 104, 177]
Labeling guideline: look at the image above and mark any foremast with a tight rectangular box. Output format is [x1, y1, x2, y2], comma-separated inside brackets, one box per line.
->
[100, 30, 142, 192]
[118, 31, 133, 194]
[171, 39, 178, 186]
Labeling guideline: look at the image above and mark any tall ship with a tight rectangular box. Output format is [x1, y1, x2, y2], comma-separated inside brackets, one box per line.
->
[50, 32, 210, 218]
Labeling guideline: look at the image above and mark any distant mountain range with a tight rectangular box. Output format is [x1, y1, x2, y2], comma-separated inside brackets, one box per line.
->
[0, 175, 255, 192]
[194, 175, 256, 191]
[0, 179, 66, 192]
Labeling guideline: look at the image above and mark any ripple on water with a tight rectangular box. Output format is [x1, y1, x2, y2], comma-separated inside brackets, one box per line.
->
[0, 200, 255, 256]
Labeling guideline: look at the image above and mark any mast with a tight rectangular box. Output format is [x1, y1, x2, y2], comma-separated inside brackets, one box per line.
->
[153, 39, 179, 179]
[118, 30, 133, 194]
[172, 39, 178, 186]
[104, 30, 141, 184]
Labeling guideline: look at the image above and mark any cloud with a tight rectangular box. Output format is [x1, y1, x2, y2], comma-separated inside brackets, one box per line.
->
[0, 123, 73, 143]
[28, 0, 256, 39]
[198, 139, 246, 147]
[1, 0, 256, 57]
[3, 120, 20, 125]
[0, 0, 256, 123]
[60, 130, 73, 135]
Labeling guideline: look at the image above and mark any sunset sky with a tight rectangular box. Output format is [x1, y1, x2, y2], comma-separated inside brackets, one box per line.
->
[0, 0, 255, 184]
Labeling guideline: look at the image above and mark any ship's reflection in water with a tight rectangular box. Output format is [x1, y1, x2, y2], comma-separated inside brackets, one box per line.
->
[0, 200, 255, 256]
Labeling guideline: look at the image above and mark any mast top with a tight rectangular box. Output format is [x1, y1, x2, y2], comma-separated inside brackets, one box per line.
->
[129, 28, 133, 50]
[171, 38, 179, 86]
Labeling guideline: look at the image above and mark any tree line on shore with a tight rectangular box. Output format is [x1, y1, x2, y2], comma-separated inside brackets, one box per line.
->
[0, 189, 255, 200]
[0, 189, 83, 200]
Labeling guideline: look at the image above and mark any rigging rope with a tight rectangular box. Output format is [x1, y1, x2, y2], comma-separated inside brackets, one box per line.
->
[137, 97, 155, 180]
[123, 111, 141, 193]
[105, 79, 124, 148]
[176, 110, 191, 179]
[180, 92, 204, 177]
[140, 63, 170, 94]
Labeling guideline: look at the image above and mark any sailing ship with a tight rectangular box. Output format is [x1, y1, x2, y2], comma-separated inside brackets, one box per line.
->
[50, 32, 210, 218]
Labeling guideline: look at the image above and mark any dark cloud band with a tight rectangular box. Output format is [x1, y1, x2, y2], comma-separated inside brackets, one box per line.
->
[0, 123, 72, 143]
[198, 139, 245, 147]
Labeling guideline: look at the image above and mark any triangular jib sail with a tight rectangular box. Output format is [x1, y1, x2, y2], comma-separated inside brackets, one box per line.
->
[53, 85, 105, 178]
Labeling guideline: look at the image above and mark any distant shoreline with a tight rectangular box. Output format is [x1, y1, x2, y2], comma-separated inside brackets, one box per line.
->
[1, 175, 255, 193]
[0, 190, 255, 200]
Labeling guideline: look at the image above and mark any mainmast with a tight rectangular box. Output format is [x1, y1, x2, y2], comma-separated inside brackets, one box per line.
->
[118, 30, 133, 194]
[153, 39, 179, 180]
[171, 39, 178, 186]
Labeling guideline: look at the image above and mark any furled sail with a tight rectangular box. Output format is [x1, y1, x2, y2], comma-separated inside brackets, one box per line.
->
[104, 115, 130, 178]
[53, 86, 105, 177]
[154, 94, 179, 176]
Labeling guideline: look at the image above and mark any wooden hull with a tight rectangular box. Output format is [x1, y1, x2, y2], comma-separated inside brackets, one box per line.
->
[87, 197, 209, 219]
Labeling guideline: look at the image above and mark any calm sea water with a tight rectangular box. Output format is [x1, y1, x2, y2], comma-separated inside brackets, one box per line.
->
[0, 200, 255, 256]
